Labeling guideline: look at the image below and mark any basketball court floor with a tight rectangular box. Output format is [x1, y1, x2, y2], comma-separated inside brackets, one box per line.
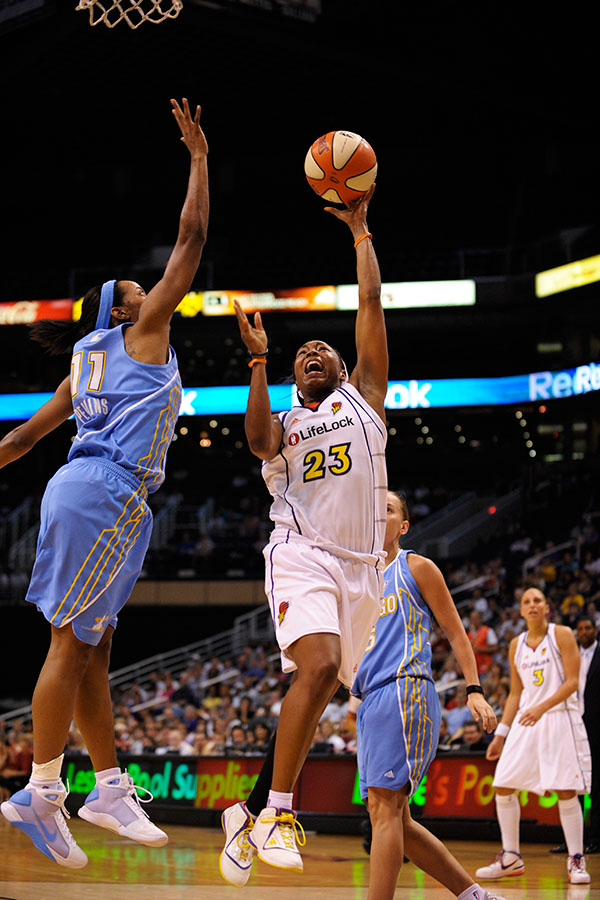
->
[0, 819, 597, 899]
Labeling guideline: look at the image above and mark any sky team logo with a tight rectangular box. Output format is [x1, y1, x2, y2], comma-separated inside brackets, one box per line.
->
[289, 433, 300, 446]
[278, 601, 289, 625]
[332, 401, 342, 414]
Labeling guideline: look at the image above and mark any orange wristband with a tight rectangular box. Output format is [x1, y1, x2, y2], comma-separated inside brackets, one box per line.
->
[354, 231, 372, 248]
[248, 357, 267, 368]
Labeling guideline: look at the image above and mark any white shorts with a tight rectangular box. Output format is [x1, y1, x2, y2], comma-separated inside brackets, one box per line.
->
[263, 536, 383, 688]
[493, 707, 592, 796]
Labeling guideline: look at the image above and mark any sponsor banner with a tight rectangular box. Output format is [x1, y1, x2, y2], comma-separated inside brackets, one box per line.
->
[337, 280, 476, 310]
[201, 286, 337, 316]
[2, 362, 598, 421]
[536, 254, 600, 298]
[63, 755, 357, 814]
[63, 754, 590, 824]
[0, 300, 72, 326]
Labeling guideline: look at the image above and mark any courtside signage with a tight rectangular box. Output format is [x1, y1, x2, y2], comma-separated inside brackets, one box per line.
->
[1, 362, 599, 420]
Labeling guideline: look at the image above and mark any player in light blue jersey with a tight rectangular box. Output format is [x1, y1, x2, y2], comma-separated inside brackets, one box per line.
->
[219, 491, 506, 899]
[352, 491, 504, 900]
[0, 98, 208, 868]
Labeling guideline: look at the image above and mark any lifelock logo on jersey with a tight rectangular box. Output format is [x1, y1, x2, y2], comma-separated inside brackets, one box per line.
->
[385, 381, 432, 409]
[289, 415, 354, 444]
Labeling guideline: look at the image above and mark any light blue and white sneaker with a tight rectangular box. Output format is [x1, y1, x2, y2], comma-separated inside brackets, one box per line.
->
[78, 771, 168, 846]
[1, 780, 88, 868]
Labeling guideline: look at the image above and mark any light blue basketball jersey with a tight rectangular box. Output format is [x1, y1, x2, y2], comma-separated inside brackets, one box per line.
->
[352, 549, 434, 697]
[67, 324, 182, 493]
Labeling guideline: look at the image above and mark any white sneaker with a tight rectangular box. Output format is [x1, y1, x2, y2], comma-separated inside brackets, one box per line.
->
[475, 850, 525, 880]
[1, 780, 88, 868]
[78, 771, 168, 847]
[219, 801, 257, 887]
[568, 854, 591, 884]
[248, 806, 305, 871]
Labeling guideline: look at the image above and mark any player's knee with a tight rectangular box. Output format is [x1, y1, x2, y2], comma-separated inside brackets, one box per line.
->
[308, 657, 340, 695]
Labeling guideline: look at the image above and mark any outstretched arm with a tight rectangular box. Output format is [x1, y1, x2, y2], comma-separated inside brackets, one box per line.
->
[408, 553, 497, 733]
[0, 376, 73, 469]
[233, 300, 283, 460]
[128, 99, 209, 351]
[486, 636, 523, 760]
[325, 185, 388, 422]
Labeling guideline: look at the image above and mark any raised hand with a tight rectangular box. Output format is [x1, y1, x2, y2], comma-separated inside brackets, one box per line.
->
[170, 98, 209, 157]
[324, 183, 375, 234]
[233, 299, 268, 355]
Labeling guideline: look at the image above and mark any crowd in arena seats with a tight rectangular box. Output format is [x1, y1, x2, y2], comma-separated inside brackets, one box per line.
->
[1, 465, 599, 777]
[1, 515, 599, 774]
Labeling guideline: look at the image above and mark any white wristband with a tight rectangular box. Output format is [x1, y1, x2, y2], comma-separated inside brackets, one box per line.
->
[495, 722, 510, 739]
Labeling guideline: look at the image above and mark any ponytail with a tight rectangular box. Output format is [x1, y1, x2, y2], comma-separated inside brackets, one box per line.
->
[29, 281, 124, 356]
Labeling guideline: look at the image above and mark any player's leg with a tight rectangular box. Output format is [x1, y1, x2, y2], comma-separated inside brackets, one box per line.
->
[32, 623, 96, 763]
[271, 633, 341, 792]
[402, 805, 503, 899]
[0, 623, 92, 867]
[557, 789, 590, 884]
[72, 613, 167, 846]
[366, 783, 409, 900]
[475, 787, 524, 880]
[73, 626, 118, 770]
[221, 674, 344, 886]
[249, 633, 340, 870]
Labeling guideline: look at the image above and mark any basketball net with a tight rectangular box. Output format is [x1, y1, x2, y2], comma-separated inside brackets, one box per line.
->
[76, 0, 183, 28]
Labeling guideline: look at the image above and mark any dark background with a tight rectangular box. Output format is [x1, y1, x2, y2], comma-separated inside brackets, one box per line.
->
[0, 1, 598, 300]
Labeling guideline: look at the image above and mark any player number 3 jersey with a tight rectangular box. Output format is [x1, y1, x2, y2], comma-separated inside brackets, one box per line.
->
[514, 622, 579, 713]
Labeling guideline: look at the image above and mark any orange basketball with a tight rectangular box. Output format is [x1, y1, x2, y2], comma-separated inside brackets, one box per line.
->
[304, 131, 377, 205]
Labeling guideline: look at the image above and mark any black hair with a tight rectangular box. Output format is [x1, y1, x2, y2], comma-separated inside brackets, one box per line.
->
[389, 489, 410, 521]
[29, 281, 125, 356]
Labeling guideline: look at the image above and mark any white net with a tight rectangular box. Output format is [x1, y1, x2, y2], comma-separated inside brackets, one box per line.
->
[76, 0, 183, 28]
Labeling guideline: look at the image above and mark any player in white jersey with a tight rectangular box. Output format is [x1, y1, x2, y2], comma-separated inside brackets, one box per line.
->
[231, 183, 388, 873]
[0, 99, 208, 868]
[476, 587, 592, 885]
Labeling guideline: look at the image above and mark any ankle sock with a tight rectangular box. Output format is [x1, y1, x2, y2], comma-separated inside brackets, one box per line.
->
[30, 753, 64, 787]
[267, 790, 294, 810]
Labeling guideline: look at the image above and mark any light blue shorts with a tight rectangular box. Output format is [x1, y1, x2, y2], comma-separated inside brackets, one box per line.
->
[26, 457, 152, 645]
[356, 676, 441, 800]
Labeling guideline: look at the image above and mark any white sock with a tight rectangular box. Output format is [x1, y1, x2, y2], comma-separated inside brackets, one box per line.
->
[30, 753, 64, 787]
[267, 790, 294, 811]
[457, 886, 485, 900]
[558, 796, 584, 857]
[495, 792, 520, 854]
[95, 766, 121, 782]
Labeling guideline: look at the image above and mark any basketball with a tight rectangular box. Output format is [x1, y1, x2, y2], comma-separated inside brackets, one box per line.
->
[304, 131, 377, 205]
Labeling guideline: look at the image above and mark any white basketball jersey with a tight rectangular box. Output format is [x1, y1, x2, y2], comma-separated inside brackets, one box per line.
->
[514, 623, 578, 712]
[262, 383, 387, 563]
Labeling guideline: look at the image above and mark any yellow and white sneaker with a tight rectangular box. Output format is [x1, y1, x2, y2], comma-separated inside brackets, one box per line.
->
[219, 801, 256, 887]
[248, 806, 305, 871]
[475, 850, 525, 880]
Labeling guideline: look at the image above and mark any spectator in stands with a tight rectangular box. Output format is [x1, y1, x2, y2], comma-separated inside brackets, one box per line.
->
[252, 720, 271, 753]
[443, 684, 473, 740]
[457, 719, 488, 752]
[202, 684, 222, 711]
[576, 615, 599, 854]
[562, 600, 584, 629]
[234, 696, 256, 729]
[170, 672, 199, 710]
[319, 719, 347, 754]
[467, 610, 498, 675]
[0, 739, 29, 802]
[561, 582, 586, 616]
[155, 726, 194, 756]
[181, 704, 201, 735]
[226, 725, 249, 756]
